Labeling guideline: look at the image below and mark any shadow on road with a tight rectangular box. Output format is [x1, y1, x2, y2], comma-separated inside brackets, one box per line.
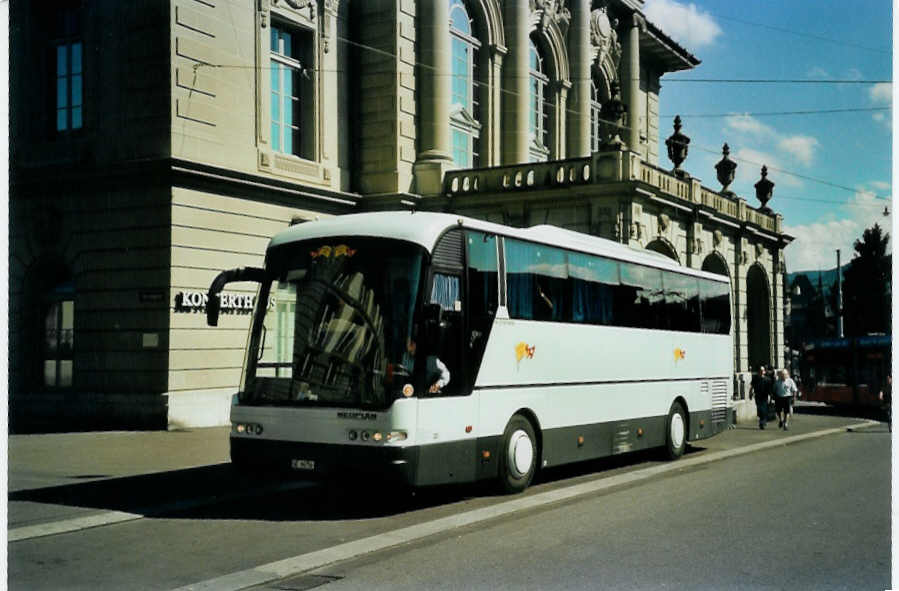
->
[8, 463, 486, 522]
[21, 409, 879, 524]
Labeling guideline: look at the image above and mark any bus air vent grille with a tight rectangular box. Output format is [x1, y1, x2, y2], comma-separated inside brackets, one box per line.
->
[710, 379, 728, 423]
[432, 230, 464, 269]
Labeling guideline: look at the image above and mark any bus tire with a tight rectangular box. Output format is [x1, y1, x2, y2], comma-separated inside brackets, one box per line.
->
[498, 414, 537, 494]
[665, 401, 687, 460]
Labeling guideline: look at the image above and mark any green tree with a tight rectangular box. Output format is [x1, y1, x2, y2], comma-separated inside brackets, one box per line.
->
[841, 224, 891, 336]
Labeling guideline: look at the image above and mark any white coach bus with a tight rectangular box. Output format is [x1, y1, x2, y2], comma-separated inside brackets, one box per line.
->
[207, 211, 732, 493]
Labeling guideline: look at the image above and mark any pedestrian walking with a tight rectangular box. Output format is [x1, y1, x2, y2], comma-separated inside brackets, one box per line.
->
[749, 365, 772, 429]
[774, 369, 798, 430]
[879, 374, 891, 432]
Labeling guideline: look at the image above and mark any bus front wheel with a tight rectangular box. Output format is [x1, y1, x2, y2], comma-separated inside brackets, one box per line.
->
[498, 414, 537, 494]
[665, 401, 687, 460]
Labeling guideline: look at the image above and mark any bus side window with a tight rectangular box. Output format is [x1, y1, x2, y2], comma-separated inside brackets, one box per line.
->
[467, 232, 499, 388]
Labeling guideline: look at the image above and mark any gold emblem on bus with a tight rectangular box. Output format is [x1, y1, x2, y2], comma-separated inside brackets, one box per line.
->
[515, 342, 536, 364]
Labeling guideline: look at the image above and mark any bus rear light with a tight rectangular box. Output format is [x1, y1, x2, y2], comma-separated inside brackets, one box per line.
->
[385, 431, 407, 442]
[348, 430, 358, 441]
[481, 450, 491, 460]
[361, 431, 370, 442]
[236, 424, 246, 433]
[577, 436, 584, 446]
[372, 432, 383, 442]
[637, 428, 644, 437]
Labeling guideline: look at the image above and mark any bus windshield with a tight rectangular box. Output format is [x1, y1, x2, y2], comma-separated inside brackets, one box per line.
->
[244, 238, 425, 409]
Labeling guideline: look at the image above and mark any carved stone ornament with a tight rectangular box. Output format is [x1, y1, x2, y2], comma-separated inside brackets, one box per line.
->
[278, 0, 316, 19]
[754, 243, 764, 259]
[754, 165, 775, 212]
[590, 4, 621, 70]
[665, 116, 690, 178]
[658, 213, 670, 233]
[713, 229, 723, 248]
[715, 143, 737, 194]
[533, 0, 571, 34]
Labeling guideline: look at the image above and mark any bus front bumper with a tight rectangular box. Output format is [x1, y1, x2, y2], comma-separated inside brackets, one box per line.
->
[230, 436, 419, 485]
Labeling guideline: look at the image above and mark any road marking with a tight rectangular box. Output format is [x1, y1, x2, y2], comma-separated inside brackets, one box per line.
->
[171, 420, 881, 591]
[8, 480, 316, 542]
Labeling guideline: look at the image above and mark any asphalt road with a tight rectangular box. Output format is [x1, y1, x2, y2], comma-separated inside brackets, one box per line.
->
[8, 416, 890, 591]
[272, 426, 891, 591]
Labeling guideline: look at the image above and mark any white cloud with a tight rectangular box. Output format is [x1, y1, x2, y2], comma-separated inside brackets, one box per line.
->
[723, 115, 820, 174]
[777, 135, 819, 166]
[725, 114, 775, 138]
[869, 82, 892, 104]
[644, 0, 722, 50]
[733, 148, 802, 189]
[784, 185, 892, 272]
[806, 67, 830, 79]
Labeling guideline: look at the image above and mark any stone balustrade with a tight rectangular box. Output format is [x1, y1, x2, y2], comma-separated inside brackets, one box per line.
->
[443, 150, 779, 233]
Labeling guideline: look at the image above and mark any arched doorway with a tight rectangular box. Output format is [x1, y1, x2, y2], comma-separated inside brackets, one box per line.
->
[645, 238, 679, 263]
[746, 264, 771, 370]
[701, 252, 729, 277]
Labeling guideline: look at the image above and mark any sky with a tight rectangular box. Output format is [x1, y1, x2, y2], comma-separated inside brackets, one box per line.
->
[643, 0, 893, 274]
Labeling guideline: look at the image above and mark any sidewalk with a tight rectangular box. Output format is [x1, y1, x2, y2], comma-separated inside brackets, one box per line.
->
[7, 409, 884, 540]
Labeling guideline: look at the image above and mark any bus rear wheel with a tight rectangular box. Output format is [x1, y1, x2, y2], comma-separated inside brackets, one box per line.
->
[498, 414, 537, 494]
[665, 401, 687, 460]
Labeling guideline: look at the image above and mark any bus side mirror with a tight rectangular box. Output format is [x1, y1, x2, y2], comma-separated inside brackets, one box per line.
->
[421, 303, 443, 351]
[207, 267, 267, 326]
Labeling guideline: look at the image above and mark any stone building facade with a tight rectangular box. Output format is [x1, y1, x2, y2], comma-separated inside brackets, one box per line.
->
[9, 0, 789, 431]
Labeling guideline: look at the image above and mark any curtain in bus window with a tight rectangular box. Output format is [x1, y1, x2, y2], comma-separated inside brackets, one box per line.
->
[568, 252, 618, 325]
[699, 279, 731, 334]
[664, 272, 700, 332]
[430, 273, 460, 311]
[619, 263, 663, 329]
[506, 239, 569, 321]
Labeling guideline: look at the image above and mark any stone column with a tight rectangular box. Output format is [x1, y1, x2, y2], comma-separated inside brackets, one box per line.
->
[566, 0, 591, 157]
[414, 0, 453, 195]
[501, 0, 530, 164]
[553, 80, 571, 158]
[622, 13, 643, 153]
[486, 44, 507, 167]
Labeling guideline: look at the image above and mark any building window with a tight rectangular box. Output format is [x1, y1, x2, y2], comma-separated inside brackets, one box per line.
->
[449, 0, 481, 168]
[53, 7, 83, 132]
[590, 80, 602, 152]
[528, 40, 549, 162]
[270, 23, 314, 160]
[43, 283, 74, 389]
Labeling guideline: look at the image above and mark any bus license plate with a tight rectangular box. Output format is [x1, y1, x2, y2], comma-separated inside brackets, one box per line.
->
[291, 459, 315, 471]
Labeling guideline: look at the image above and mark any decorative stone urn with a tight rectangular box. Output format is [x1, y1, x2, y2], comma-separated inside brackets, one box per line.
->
[754, 165, 775, 212]
[715, 143, 737, 196]
[665, 115, 690, 179]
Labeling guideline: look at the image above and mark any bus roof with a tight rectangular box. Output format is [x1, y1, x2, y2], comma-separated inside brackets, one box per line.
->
[268, 211, 729, 282]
